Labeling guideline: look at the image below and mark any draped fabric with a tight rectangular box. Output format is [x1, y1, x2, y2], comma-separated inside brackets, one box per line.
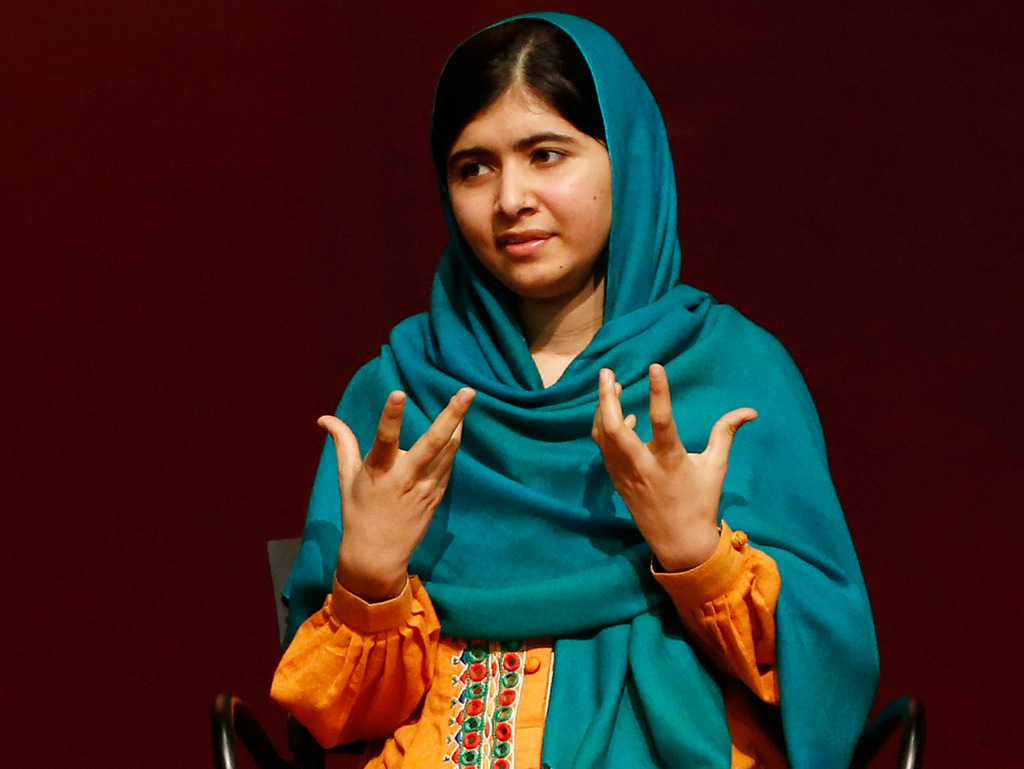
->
[284, 12, 878, 768]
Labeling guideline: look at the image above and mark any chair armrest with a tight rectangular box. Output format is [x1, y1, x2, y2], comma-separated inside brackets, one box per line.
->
[850, 696, 926, 769]
[210, 693, 295, 769]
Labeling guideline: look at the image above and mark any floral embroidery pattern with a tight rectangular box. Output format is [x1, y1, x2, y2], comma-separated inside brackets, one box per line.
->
[447, 639, 524, 768]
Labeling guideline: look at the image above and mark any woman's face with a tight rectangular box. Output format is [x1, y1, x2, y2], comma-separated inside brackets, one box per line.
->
[446, 86, 612, 304]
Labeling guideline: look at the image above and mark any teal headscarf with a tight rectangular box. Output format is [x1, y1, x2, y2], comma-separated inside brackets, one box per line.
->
[286, 12, 878, 768]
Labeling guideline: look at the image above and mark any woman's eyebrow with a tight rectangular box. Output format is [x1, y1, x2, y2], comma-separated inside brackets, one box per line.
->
[512, 132, 580, 151]
[447, 146, 491, 171]
[447, 133, 581, 171]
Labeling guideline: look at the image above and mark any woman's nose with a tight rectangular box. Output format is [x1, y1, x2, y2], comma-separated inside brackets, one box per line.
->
[496, 167, 537, 217]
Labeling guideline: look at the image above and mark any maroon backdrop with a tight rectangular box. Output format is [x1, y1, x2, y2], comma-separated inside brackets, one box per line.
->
[3, 1, 1019, 766]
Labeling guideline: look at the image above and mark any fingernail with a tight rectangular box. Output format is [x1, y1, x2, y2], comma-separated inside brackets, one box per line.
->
[457, 388, 475, 404]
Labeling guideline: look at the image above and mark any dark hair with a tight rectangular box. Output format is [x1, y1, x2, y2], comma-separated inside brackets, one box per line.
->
[430, 19, 605, 176]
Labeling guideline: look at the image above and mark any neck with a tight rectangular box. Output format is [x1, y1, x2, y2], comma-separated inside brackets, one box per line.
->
[519, 276, 606, 387]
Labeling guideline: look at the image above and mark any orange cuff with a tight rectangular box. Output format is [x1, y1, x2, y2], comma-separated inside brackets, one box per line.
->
[653, 521, 747, 606]
[327, 575, 415, 634]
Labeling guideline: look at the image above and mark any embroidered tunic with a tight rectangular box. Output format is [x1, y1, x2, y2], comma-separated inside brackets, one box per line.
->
[272, 524, 786, 769]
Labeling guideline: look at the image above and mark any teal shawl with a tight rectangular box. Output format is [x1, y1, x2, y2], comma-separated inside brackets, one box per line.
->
[285, 12, 878, 768]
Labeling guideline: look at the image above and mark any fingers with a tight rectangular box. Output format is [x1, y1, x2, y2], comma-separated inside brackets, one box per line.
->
[424, 421, 463, 482]
[596, 368, 625, 428]
[593, 368, 645, 457]
[406, 387, 475, 472]
[647, 364, 680, 454]
[317, 414, 362, 488]
[592, 368, 618, 439]
[705, 407, 759, 466]
[363, 391, 406, 471]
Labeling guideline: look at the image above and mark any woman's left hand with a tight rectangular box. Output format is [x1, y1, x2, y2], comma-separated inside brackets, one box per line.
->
[592, 364, 758, 572]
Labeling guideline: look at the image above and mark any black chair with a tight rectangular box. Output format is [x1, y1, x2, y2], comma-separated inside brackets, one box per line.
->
[212, 539, 338, 769]
[211, 539, 926, 769]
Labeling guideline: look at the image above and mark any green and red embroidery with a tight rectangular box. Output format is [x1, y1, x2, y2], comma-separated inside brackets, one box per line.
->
[447, 640, 524, 769]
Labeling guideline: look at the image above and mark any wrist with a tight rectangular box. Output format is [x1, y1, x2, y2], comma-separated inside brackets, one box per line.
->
[337, 542, 409, 603]
[651, 525, 721, 573]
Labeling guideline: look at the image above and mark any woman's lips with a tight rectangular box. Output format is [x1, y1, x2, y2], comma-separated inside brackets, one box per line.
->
[497, 231, 553, 259]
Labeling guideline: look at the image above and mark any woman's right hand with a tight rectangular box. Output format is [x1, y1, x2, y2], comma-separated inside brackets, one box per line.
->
[319, 387, 475, 602]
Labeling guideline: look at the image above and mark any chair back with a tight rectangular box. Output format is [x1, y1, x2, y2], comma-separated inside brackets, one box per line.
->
[267, 538, 302, 650]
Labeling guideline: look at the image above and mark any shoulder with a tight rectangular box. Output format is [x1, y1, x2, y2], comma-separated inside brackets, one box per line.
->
[703, 302, 805, 383]
[333, 312, 432, 433]
[697, 302, 827, 446]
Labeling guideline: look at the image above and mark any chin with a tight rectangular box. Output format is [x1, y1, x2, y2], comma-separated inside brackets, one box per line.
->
[505, 278, 592, 304]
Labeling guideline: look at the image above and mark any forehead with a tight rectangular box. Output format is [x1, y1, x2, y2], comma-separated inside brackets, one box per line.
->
[449, 86, 578, 152]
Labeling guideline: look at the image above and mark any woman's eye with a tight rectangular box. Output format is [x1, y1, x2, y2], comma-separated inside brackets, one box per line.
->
[533, 149, 564, 165]
[457, 162, 490, 180]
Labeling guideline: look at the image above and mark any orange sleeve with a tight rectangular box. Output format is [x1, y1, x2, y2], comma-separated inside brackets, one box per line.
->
[270, 575, 440, 748]
[653, 522, 780, 705]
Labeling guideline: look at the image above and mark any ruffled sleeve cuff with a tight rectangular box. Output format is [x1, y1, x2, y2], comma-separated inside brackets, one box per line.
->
[327, 575, 415, 634]
[652, 521, 746, 607]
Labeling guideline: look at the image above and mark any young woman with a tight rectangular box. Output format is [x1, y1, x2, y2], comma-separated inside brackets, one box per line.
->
[271, 13, 878, 769]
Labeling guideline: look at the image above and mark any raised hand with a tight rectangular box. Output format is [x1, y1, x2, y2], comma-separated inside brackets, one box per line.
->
[592, 365, 757, 572]
[319, 387, 475, 602]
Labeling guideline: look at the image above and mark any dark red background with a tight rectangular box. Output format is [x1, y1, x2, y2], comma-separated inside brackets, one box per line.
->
[2, 1, 1019, 766]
